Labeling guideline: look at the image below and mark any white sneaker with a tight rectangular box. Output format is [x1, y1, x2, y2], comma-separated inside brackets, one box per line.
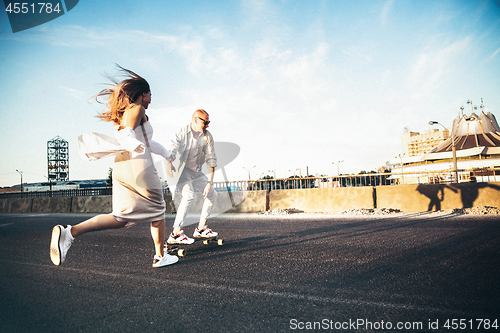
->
[50, 225, 74, 266]
[167, 230, 195, 244]
[153, 254, 179, 267]
[193, 227, 218, 238]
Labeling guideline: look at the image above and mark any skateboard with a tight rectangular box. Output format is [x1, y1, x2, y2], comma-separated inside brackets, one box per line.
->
[165, 236, 224, 257]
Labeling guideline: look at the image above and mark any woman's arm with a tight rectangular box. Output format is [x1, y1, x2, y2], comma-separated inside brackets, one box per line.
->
[125, 104, 146, 130]
[114, 105, 146, 156]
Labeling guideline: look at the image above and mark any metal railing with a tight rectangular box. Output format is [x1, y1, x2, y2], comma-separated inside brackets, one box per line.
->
[0, 187, 112, 199]
[212, 174, 392, 192]
[2, 167, 499, 198]
[213, 167, 500, 191]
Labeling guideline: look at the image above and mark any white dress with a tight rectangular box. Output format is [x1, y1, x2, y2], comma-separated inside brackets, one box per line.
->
[78, 121, 166, 224]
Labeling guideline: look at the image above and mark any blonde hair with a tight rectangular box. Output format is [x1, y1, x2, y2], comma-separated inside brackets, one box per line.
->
[95, 65, 150, 125]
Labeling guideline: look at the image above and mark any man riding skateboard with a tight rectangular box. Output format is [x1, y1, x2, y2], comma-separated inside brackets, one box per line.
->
[165, 109, 218, 244]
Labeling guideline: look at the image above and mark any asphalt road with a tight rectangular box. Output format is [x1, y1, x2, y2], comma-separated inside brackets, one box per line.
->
[0, 212, 499, 332]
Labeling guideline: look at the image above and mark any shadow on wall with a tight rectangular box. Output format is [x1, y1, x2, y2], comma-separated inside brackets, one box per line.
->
[416, 184, 457, 211]
[417, 182, 500, 211]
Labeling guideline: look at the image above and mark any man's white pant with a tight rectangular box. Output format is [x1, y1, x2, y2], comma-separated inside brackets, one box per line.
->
[173, 168, 218, 229]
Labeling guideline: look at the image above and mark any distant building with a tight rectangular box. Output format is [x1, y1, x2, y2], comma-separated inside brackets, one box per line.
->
[401, 128, 450, 157]
[389, 108, 500, 184]
[5, 179, 107, 193]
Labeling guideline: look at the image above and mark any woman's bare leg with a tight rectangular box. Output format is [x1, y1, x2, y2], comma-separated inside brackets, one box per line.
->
[151, 219, 165, 257]
[71, 214, 126, 237]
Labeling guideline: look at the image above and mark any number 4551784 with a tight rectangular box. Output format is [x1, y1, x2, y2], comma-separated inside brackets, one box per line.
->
[5, 3, 62, 14]
[444, 319, 498, 330]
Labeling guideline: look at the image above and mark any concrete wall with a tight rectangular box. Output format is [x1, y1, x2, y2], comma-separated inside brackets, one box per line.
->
[0, 198, 32, 213]
[0, 190, 268, 214]
[32, 197, 73, 213]
[377, 182, 500, 212]
[270, 182, 500, 213]
[1, 182, 500, 214]
[228, 191, 268, 213]
[170, 190, 268, 215]
[269, 187, 374, 213]
[71, 196, 113, 213]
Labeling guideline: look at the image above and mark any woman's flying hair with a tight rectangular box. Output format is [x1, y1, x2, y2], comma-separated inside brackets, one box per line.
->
[95, 64, 150, 125]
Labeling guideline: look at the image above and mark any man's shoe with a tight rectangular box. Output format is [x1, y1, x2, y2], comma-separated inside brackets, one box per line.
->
[193, 227, 218, 238]
[153, 254, 179, 267]
[50, 225, 74, 266]
[167, 230, 195, 244]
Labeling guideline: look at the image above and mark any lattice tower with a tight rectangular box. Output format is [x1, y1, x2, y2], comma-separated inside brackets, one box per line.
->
[47, 136, 69, 181]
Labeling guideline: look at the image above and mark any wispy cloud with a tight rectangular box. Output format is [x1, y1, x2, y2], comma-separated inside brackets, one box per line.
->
[490, 47, 500, 60]
[15, 25, 179, 50]
[408, 36, 472, 99]
[61, 86, 87, 100]
[380, 0, 394, 26]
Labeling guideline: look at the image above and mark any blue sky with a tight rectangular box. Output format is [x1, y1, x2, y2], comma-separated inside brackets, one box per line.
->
[1, 0, 499, 187]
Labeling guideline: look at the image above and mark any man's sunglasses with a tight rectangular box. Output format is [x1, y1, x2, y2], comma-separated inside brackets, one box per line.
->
[197, 117, 210, 126]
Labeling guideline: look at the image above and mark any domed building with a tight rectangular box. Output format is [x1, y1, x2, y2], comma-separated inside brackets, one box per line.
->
[427, 111, 500, 153]
[389, 103, 500, 184]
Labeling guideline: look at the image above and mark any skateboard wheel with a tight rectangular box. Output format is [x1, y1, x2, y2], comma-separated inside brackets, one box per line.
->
[217, 239, 224, 246]
[178, 249, 186, 257]
[203, 240, 210, 245]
